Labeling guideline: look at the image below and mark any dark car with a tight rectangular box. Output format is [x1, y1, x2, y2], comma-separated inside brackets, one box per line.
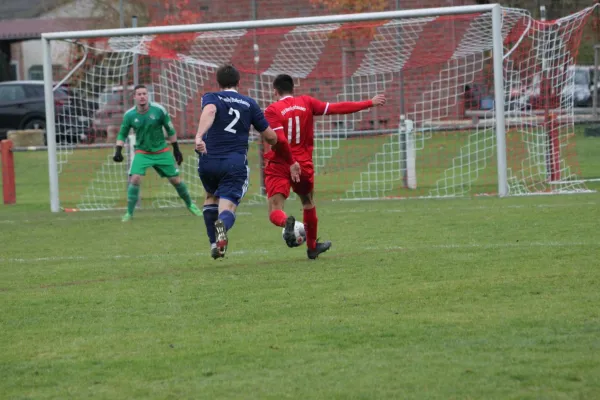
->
[0, 80, 71, 141]
[464, 84, 495, 111]
[464, 81, 529, 113]
[55, 90, 99, 144]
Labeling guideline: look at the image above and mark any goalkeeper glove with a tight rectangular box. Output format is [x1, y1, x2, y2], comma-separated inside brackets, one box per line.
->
[172, 142, 183, 165]
[113, 145, 124, 162]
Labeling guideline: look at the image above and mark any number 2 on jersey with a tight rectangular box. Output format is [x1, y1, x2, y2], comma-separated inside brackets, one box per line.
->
[287, 116, 300, 144]
[225, 107, 240, 133]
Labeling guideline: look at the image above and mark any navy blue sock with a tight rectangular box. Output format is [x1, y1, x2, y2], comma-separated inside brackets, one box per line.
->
[219, 210, 236, 231]
[203, 204, 218, 244]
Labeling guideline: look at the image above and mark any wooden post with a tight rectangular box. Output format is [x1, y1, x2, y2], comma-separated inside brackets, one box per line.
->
[1, 139, 16, 204]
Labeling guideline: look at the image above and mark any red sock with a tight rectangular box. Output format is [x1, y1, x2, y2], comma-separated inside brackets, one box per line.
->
[303, 207, 318, 250]
[269, 209, 287, 227]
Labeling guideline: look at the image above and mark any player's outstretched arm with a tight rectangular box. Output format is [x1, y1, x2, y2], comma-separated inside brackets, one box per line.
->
[311, 94, 386, 116]
[195, 104, 217, 154]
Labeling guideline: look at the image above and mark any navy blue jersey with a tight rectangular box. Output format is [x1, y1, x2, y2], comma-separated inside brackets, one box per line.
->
[201, 90, 269, 157]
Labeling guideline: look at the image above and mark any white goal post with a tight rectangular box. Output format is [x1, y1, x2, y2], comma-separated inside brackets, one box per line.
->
[40, 3, 596, 212]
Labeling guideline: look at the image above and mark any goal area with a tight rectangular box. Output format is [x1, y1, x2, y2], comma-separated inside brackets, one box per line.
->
[41, 4, 598, 212]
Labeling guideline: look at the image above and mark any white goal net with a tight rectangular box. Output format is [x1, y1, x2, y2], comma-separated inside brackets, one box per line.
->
[44, 4, 598, 211]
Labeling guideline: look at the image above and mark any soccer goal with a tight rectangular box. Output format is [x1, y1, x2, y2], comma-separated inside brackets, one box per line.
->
[41, 4, 598, 212]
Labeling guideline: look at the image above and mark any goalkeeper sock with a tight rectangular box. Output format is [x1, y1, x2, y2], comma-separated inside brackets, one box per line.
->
[269, 209, 287, 227]
[203, 204, 218, 244]
[219, 210, 236, 231]
[174, 182, 192, 207]
[127, 184, 140, 215]
[303, 206, 318, 250]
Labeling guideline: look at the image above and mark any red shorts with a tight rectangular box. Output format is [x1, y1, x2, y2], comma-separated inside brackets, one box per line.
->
[264, 160, 314, 199]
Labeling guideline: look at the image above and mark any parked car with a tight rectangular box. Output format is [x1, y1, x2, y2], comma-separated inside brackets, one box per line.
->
[569, 65, 599, 107]
[464, 82, 528, 112]
[0, 80, 69, 141]
[0, 80, 100, 144]
[464, 83, 494, 111]
[55, 89, 99, 144]
[518, 66, 600, 110]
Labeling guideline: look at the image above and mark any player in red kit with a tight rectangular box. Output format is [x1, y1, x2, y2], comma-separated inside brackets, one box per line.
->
[263, 74, 386, 259]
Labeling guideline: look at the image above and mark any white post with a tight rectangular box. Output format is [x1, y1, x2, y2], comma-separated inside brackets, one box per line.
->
[130, 15, 141, 208]
[540, 6, 548, 76]
[128, 134, 136, 167]
[594, 44, 599, 118]
[132, 16, 139, 86]
[42, 37, 60, 212]
[403, 117, 416, 189]
[491, 5, 508, 197]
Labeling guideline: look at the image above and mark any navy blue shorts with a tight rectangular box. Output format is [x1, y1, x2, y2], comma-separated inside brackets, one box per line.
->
[197, 154, 249, 205]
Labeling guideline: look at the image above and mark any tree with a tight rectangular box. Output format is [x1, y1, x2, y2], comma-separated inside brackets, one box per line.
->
[147, 0, 203, 58]
[309, 0, 389, 40]
[309, 0, 389, 71]
[309, 0, 388, 14]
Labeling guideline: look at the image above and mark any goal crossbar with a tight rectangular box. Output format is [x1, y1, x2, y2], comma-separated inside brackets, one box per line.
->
[41, 4, 498, 40]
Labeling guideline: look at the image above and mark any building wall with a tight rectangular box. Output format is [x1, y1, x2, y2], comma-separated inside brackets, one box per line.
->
[14, 40, 72, 81]
[9, 42, 23, 79]
[11, 0, 133, 81]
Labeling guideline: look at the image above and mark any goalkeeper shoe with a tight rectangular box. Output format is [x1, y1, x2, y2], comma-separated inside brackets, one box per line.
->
[214, 219, 228, 257]
[307, 240, 332, 260]
[121, 212, 132, 222]
[282, 215, 298, 248]
[187, 203, 202, 217]
[210, 243, 222, 260]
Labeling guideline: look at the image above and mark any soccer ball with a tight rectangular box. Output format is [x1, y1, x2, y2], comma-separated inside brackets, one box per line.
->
[282, 221, 306, 247]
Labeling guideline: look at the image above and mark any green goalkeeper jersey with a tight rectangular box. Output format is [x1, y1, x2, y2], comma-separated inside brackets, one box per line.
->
[117, 102, 176, 153]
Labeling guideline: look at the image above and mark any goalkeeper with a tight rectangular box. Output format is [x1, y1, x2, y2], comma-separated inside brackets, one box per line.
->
[112, 84, 201, 221]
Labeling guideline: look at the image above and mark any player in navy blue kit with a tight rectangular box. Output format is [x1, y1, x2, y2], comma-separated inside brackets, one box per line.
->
[195, 65, 300, 259]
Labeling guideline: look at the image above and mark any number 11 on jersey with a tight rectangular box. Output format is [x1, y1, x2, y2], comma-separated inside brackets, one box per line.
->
[288, 116, 300, 144]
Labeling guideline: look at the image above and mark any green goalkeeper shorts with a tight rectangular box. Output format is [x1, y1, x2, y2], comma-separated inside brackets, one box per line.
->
[129, 151, 179, 178]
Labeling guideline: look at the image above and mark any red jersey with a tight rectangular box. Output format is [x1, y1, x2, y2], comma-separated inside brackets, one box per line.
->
[264, 95, 373, 165]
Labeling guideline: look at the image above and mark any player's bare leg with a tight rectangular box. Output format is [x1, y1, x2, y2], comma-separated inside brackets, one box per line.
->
[299, 191, 331, 259]
[123, 174, 142, 222]
[214, 198, 238, 258]
[268, 193, 297, 248]
[202, 192, 221, 259]
[268, 193, 287, 226]
[168, 176, 201, 217]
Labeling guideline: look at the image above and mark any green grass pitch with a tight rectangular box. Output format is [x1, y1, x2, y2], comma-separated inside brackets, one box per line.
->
[0, 127, 599, 399]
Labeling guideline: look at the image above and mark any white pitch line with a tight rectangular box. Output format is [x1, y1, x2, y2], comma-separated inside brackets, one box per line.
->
[365, 242, 595, 251]
[0, 200, 598, 224]
[1, 241, 595, 264]
[0, 211, 254, 224]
